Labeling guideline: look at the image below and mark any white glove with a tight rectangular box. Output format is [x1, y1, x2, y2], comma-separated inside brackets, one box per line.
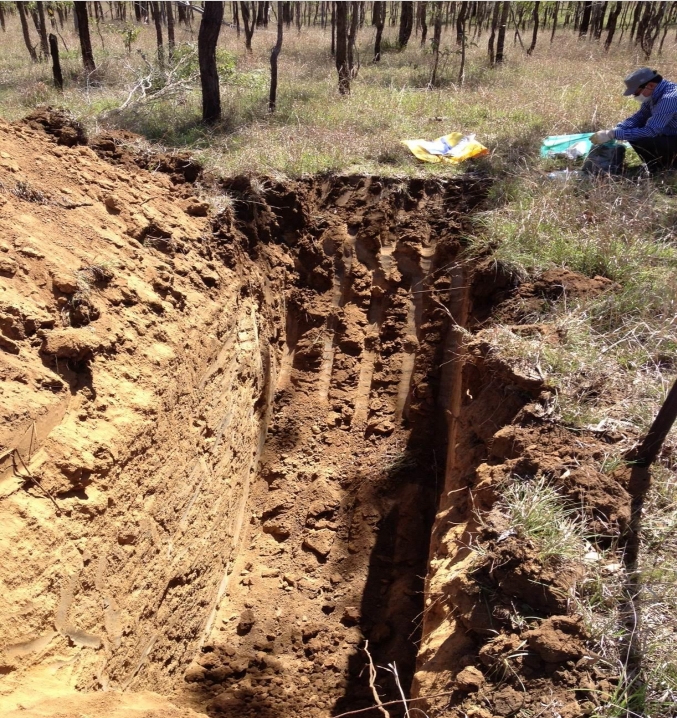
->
[590, 129, 615, 145]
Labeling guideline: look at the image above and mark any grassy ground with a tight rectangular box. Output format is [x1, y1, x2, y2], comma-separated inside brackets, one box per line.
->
[1, 8, 677, 717]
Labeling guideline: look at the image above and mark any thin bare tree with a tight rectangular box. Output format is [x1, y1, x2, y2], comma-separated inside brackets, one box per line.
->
[49, 33, 63, 91]
[335, 1, 349, 94]
[36, 1, 50, 59]
[527, 0, 540, 55]
[166, 1, 175, 59]
[495, 1, 511, 65]
[151, 1, 164, 69]
[198, 0, 225, 123]
[73, 1, 96, 74]
[373, 0, 385, 61]
[429, 1, 442, 86]
[269, 1, 283, 111]
[16, 2, 38, 63]
[240, 1, 255, 51]
[398, 0, 413, 48]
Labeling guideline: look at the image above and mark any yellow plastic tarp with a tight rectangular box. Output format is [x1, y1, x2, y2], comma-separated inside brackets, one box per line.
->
[402, 132, 489, 164]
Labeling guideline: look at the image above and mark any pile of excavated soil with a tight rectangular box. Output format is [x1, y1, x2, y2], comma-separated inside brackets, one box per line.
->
[0, 111, 632, 718]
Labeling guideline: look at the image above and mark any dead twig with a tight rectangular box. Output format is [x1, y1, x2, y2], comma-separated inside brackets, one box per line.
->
[332, 690, 455, 718]
[363, 640, 390, 718]
[12, 449, 61, 514]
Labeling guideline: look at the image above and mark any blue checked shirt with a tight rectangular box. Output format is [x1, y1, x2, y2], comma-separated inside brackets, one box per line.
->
[614, 79, 677, 141]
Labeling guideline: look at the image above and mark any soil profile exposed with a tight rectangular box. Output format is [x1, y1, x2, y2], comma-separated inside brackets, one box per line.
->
[0, 112, 632, 718]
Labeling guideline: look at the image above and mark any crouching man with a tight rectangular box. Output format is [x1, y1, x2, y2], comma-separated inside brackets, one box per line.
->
[591, 67, 677, 171]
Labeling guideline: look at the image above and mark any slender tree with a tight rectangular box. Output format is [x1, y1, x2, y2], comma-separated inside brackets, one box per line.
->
[0, 4, 5, 32]
[269, 1, 283, 111]
[550, 1, 559, 43]
[347, 1, 358, 76]
[166, 1, 175, 59]
[233, 1, 240, 36]
[429, 1, 442, 86]
[36, 2, 50, 59]
[579, 1, 592, 37]
[488, 0, 501, 65]
[335, 1, 349, 94]
[605, 1, 622, 50]
[495, 1, 510, 65]
[456, 1, 468, 45]
[331, 0, 335, 55]
[198, 0, 225, 123]
[49, 33, 64, 90]
[527, 1, 540, 55]
[73, 1, 96, 74]
[419, 1, 427, 45]
[151, 2, 164, 68]
[17, 2, 39, 62]
[373, 0, 384, 60]
[240, 1, 255, 51]
[398, 0, 413, 48]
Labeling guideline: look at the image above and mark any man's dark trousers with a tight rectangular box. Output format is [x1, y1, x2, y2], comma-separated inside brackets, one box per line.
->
[630, 135, 677, 170]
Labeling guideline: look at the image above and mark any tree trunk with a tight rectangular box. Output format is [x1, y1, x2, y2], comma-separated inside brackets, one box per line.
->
[495, 1, 510, 64]
[373, 0, 384, 60]
[593, 1, 607, 39]
[579, 1, 592, 37]
[527, 0, 539, 55]
[74, 1, 96, 74]
[550, 1, 559, 42]
[347, 0, 358, 76]
[269, 1, 283, 111]
[635, 1, 654, 48]
[605, 1, 622, 50]
[283, 1, 292, 25]
[49, 33, 63, 91]
[150, 2, 164, 68]
[256, 1, 266, 26]
[488, 0, 500, 64]
[134, 2, 142, 22]
[17, 2, 38, 62]
[398, 0, 413, 48]
[331, 1, 336, 55]
[0, 4, 5, 32]
[641, 1, 666, 59]
[458, 10, 467, 85]
[335, 1, 349, 94]
[241, 2, 255, 51]
[199, 1, 224, 123]
[419, 2, 427, 44]
[36, 2, 50, 59]
[429, 1, 442, 86]
[166, 2, 175, 58]
[456, 0, 467, 44]
[232, 1, 240, 35]
[629, 1, 642, 41]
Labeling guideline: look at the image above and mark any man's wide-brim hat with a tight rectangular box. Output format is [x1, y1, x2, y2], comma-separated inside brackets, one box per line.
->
[623, 67, 658, 96]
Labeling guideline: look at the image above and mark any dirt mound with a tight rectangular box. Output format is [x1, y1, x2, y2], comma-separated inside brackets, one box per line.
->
[1, 115, 625, 718]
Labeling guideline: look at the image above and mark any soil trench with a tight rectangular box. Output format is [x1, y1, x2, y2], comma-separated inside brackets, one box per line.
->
[0, 114, 492, 718]
[183, 174, 490, 718]
[3, 116, 629, 718]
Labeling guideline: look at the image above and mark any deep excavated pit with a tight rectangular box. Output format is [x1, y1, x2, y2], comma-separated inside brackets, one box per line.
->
[2, 117, 623, 718]
[0, 115, 491, 716]
[179, 173, 491, 718]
